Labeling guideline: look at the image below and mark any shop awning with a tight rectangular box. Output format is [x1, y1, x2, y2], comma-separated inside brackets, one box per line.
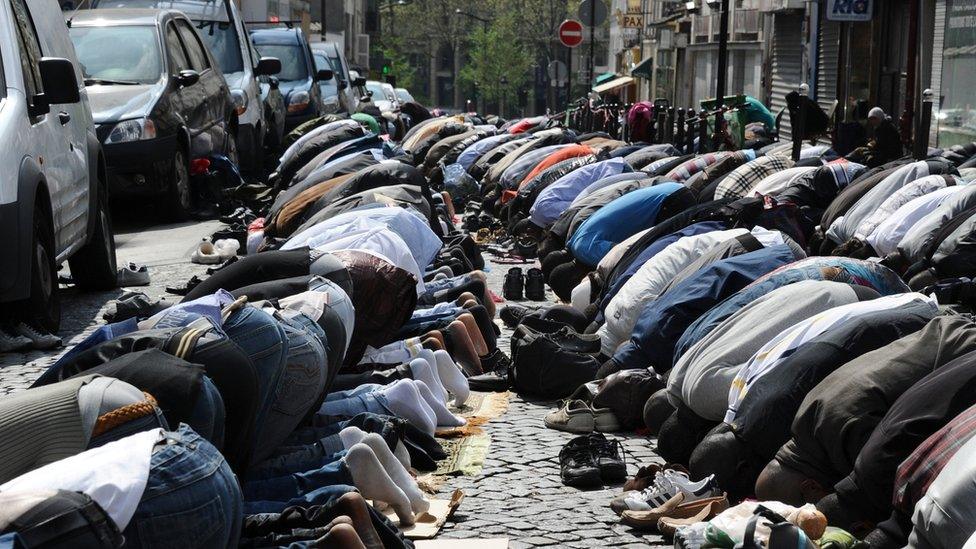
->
[593, 76, 635, 93]
[631, 57, 653, 79]
[595, 72, 617, 85]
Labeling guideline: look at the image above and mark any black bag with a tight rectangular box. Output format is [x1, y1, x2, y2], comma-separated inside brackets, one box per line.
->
[2, 491, 123, 548]
[734, 506, 817, 549]
[510, 326, 598, 399]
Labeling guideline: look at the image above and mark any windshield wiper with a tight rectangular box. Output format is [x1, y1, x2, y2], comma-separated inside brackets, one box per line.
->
[84, 78, 140, 86]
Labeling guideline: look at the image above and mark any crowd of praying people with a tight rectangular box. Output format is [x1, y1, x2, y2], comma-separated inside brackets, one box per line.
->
[1, 98, 976, 548]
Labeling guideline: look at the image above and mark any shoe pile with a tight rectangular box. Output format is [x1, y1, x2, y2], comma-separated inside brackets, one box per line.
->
[558, 433, 627, 488]
[610, 465, 728, 534]
[467, 348, 513, 392]
[544, 399, 620, 433]
[509, 317, 601, 399]
[190, 238, 239, 265]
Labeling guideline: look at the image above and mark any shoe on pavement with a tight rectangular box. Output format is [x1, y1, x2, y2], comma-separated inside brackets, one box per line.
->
[623, 463, 689, 493]
[611, 470, 721, 516]
[0, 329, 33, 352]
[559, 435, 602, 488]
[499, 303, 547, 328]
[544, 400, 594, 433]
[546, 326, 601, 354]
[655, 498, 730, 536]
[214, 238, 240, 260]
[525, 268, 546, 301]
[12, 323, 61, 350]
[592, 405, 621, 432]
[190, 240, 221, 264]
[588, 433, 627, 483]
[116, 262, 150, 287]
[467, 368, 511, 392]
[503, 268, 524, 301]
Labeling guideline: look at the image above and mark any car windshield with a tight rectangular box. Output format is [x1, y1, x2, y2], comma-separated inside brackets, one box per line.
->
[313, 54, 338, 96]
[366, 82, 389, 100]
[70, 25, 162, 85]
[194, 20, 243, 73]
[255, 43, 308, 81]
[396, 89, 413, 102]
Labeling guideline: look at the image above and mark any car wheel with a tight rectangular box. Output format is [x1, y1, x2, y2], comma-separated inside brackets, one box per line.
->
[25, 206, 60, 332]
[69, 184, 118, 290]
[168, 148, 192, 220]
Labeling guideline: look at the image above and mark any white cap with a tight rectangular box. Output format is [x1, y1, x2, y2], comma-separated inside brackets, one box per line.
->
[868, 107, 886, 120]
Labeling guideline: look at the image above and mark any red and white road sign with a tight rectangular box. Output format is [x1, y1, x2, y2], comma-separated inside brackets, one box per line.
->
[558, 19, 584, 48]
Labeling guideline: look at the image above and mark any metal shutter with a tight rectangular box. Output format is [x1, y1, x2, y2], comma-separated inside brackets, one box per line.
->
[817, 18, 841, 114]
[770, 12, 804, 139]
[931, 0, 946, 145]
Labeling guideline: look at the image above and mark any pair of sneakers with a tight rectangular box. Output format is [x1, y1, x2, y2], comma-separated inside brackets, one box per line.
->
[544, 399, 620, 433]
[503, 268, 545, 301]
[190, 238, 239, 265]
[611, 469, 728, 532]
[558, 432, 626, 488]
[0, 323, 62, 352]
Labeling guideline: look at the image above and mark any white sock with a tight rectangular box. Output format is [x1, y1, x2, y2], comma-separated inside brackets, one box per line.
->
[408, 357, 448, 404]
[417, 349, 448, 400]
[412, 380, 466, 427]
[394, 441, 411, 470]
[432, 349, 470, 405]
[361, 433, 430, 515]
[340, 425, 411, 470]
[345, 443, 415, 525]
[381, 380, 436, 435]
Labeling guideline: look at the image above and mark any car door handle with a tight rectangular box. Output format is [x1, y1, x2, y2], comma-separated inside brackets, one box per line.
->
[58, 111, 71, 125]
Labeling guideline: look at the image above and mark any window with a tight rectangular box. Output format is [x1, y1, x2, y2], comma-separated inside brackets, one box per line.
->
[176, 20, 210, 71]
[9, 0, 43, 104]
[165, 24, 191, 72]
[253, 43, 308, 81]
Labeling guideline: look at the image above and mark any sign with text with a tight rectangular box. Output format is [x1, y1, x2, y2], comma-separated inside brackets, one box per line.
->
[826, 0, 873, 21]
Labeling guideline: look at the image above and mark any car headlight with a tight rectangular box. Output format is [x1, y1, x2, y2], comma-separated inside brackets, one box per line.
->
[105, 118, 156, 144]
[231, 89, 248, 116]
[287, 91, 310, 114]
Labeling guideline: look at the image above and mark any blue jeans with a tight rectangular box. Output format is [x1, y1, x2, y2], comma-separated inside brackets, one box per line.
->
[254, 314, 329, 464]
[222, 306, 289, 463]
[88, 408, 169, 449]
[316, 388, 390, 422]
[242, 450, 356, 515]
[187, 376, 226, 449]
[123, 424, 243, 548]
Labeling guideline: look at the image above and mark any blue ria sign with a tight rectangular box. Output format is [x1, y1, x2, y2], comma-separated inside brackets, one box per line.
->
[826, 0, 873, 21]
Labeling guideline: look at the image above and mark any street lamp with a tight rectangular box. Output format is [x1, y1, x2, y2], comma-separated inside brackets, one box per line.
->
[705, 0, 729, 107]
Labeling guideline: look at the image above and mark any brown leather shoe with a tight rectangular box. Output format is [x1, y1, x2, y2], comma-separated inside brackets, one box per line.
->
[620, 492, 729, 531]
[622, 463, 689, 492]
[656, 498, 730, 537]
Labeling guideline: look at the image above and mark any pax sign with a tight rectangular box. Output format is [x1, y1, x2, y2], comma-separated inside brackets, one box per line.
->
[826, 0, 873, 21]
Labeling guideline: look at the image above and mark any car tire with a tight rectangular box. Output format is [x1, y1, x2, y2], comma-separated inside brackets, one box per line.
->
[168, 148, 192, 220]
[69, 185, 118, 291]
[25, 206, 60, 332]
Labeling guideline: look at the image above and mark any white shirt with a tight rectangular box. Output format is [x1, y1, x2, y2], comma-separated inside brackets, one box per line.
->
[867, 185, 966, 256]
[724, 292, 938, 423]
[310, 227, 425, 294]
[0, 429, 164, 530]
[855, 175, 957, 240]
[751, 167, 817, 196]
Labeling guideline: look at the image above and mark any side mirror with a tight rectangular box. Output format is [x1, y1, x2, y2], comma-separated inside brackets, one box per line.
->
[315, 68, 334, 82]
[336, 78, 348, 89]
[352, 76, 367, 87]
[176, 69, 200, 87]
[256, 56, 281, 76]
[37, 57, 80, 110]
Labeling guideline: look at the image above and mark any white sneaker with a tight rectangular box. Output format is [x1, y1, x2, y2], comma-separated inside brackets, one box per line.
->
[0, 329, 32, 352]
[12, 323, 61, 350]
[117, 262, 150, 286]
[620, 471, 720, 512]
[190, 240, 221, 264]
[214, 239, 240, 260]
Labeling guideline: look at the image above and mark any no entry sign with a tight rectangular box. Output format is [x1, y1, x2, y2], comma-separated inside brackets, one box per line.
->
[558, 19, 584, 48]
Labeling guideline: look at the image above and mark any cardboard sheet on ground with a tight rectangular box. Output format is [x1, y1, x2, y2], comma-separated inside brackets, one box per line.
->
[378, 490, 464, 538]
[415, 539, 508, 548]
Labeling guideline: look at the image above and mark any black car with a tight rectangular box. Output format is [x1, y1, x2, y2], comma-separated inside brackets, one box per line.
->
[70, 8, 237, 218]
[249, 27, 332, 133]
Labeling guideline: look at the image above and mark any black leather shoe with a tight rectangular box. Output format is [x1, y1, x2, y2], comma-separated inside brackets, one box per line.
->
[588, 433, 627, 483]
[503, 268, 524, 301]
[525, 267, 546, 301]
[467, 368, 511, 392]
[499, 303, 547, 328]
[559, 435, 602, 487]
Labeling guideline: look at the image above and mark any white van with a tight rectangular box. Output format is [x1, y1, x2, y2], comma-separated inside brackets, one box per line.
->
[0, 0, 118, 330]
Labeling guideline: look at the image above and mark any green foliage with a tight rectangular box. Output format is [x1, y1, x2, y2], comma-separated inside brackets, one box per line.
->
[457, 12, 533, 104]
[376, 37, 417, 92]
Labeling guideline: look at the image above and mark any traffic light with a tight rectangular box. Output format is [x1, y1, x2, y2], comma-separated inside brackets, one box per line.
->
[382, 64, 391, 75]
